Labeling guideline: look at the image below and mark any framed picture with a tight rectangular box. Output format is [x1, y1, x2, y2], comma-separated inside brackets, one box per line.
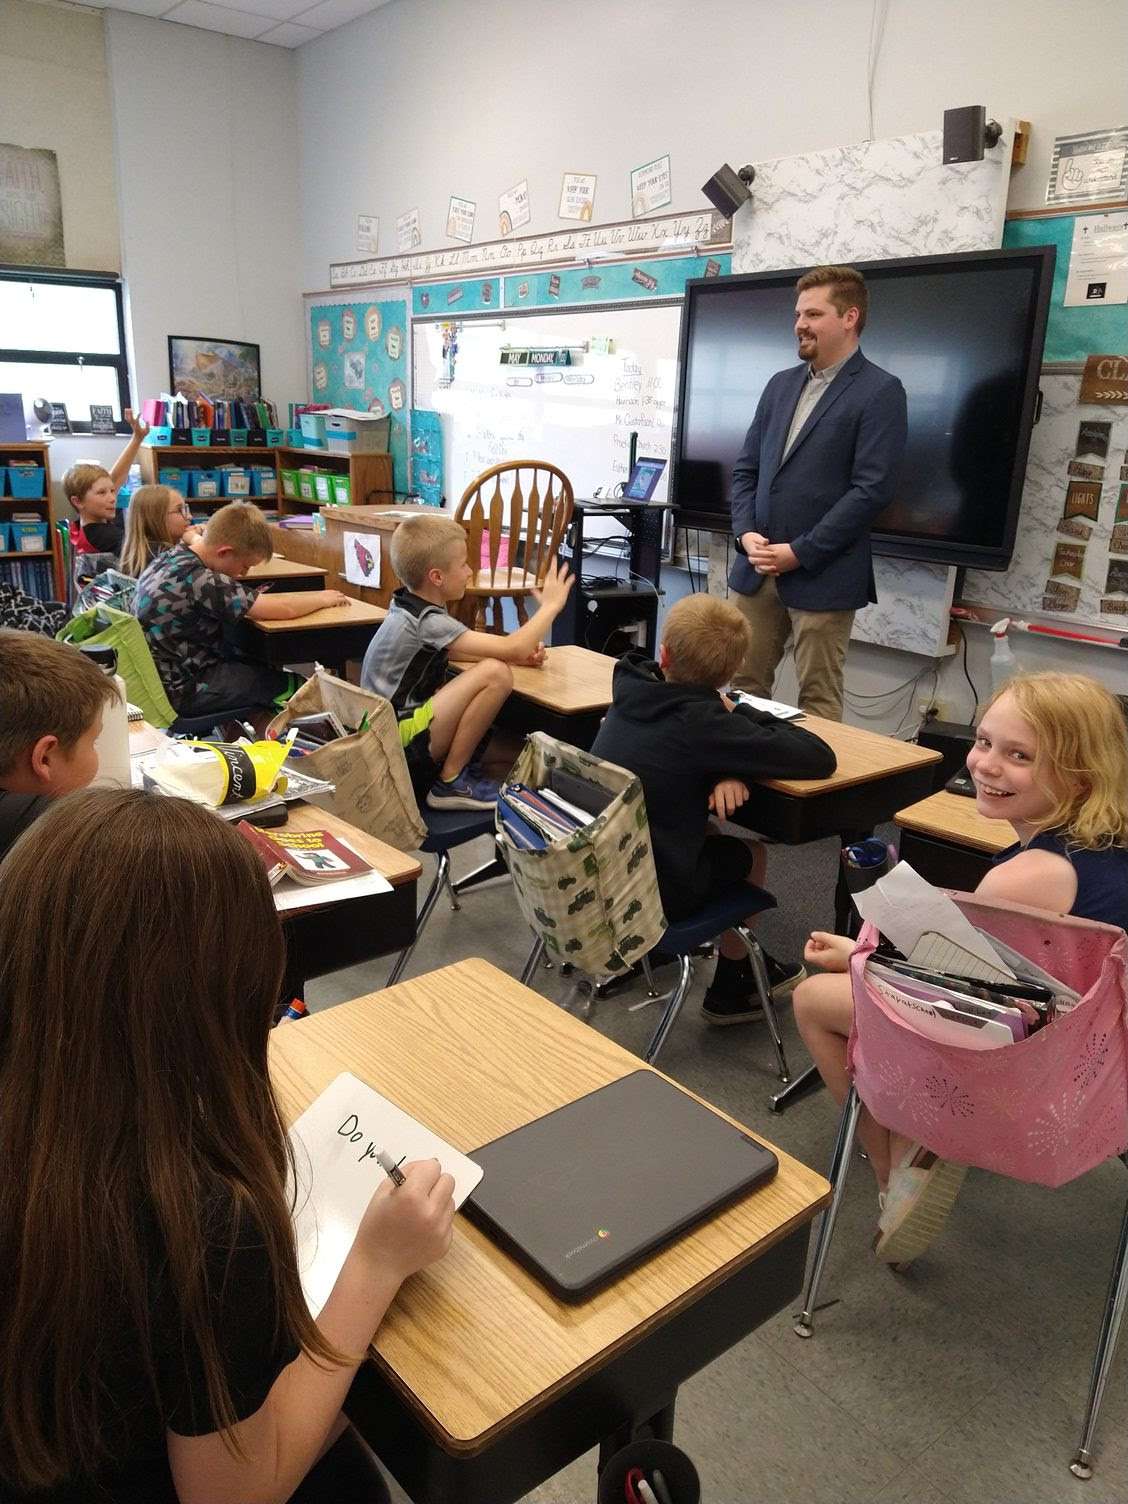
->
[168, 335, 261, 402]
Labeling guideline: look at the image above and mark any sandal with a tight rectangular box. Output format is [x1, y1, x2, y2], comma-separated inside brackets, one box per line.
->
[872, 1149, 967, 1265]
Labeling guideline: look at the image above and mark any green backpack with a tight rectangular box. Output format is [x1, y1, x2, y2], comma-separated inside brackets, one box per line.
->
[58, 605, 177, 729]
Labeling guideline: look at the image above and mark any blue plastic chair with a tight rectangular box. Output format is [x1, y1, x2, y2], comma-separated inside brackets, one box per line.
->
[386, 806, 498, 985]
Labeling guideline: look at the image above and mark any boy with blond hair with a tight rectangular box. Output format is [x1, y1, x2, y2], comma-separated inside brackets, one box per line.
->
[134, 501, 350, 719]
[64, 409, 150, 563]
[0, 630, 118, 861]
[592, 593, 836, 1020]
[361, 513, 573, 810]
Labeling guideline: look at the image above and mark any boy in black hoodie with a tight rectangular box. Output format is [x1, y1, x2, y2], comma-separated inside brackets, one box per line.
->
[591, 593, 836, 1022]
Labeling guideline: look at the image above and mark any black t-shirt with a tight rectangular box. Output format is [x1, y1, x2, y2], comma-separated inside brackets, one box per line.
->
[0, 789, 50, 866]
[0, 1202, 299, 1503]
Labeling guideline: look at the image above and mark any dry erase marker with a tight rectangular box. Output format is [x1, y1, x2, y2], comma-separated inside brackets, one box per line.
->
[636, 1481, 659, 1504]
[650, 1471, 674, 1504]
[374, 1147, 406, 1186]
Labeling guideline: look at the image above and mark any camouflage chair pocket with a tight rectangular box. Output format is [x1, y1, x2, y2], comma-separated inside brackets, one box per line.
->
[498, 732, 667, 978]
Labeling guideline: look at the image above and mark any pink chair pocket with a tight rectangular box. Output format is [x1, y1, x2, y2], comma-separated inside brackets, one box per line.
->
[847, 896, 1128, 1188]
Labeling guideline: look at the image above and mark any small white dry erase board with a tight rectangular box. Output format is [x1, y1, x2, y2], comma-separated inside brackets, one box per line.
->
[287, 1071, 483, 1315]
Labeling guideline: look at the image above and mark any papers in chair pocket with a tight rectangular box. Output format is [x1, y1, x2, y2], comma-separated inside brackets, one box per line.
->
[287, 1072, 483, 1316]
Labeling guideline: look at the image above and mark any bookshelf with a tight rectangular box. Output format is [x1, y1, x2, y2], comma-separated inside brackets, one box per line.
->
[275, 447, 393, 517]
[0, 441, 63, 603]
[138, 443, 394, 521]
[139, 443, 284, 516]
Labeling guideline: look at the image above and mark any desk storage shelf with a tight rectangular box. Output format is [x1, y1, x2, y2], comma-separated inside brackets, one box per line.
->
[0, 441, 62, 602]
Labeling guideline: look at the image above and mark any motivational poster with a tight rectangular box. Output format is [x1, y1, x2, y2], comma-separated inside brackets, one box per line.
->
[559, 172, 597, 221]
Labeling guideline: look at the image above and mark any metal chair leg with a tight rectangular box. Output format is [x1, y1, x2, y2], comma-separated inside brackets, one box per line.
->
[643, 956, 694, 1063]
[736, 925, 790, 1083]
[519, 936, 546, 986]
[640, 955, 660, 997]
[1070, 1156, 1128, 1479]
[769, 1061, 824, 1113]
[794, 1083, 863, 1337]
[386, 852, 450, 987]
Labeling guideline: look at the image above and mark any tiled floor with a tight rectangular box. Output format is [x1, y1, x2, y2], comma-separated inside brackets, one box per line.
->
[306, 831, 1128, 1504]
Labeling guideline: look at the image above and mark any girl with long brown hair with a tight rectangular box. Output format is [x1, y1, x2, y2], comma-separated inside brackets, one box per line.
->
[0, 788, 454, 1502]
[119, 484, 200, 578]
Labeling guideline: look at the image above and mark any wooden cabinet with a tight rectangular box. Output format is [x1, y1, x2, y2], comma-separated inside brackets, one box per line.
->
[274, 447, 393, 517]
[0, 441, 63, 602]
[139, 444, 282, 514]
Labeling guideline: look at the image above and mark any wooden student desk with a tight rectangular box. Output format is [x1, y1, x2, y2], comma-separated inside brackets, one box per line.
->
[278, 802, 421, 996]
[127, 723, 419, 994]
[246, 554, 328, 591]
[449, 642, 614, 747]
[269, 958, 830, 1504]
[895, 788, 1013, 891]
[237, 598, 387, 676]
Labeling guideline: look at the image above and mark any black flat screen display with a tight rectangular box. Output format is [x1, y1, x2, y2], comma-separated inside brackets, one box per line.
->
[672, 247, 1055, 570]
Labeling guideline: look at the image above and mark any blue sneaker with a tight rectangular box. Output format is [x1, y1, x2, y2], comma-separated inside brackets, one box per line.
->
[426, 768, 501, 811]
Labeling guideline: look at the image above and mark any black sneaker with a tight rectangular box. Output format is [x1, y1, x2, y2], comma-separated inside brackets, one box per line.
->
[701, 952, 806, 1025]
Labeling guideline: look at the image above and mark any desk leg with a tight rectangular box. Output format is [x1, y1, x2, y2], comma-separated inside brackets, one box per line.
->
[597, 1396, 677, 1469]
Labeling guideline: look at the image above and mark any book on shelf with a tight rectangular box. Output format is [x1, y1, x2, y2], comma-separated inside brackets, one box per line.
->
[237, 821, 373, 885]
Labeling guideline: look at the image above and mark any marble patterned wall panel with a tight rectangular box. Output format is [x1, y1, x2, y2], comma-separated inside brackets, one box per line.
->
[731, 128, 1012, 273]
[855, 557, 956, 656]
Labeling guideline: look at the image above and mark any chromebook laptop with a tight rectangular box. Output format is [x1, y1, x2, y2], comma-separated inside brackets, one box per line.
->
[463, 1070, 777, 1299]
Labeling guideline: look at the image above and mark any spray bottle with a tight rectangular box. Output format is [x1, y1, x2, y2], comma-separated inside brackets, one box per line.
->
[989, 617, 1018, 693]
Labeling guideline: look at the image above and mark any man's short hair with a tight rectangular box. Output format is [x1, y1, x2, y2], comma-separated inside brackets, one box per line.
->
[795, 264, 868, 335]
[661, 595, 751, 690]
[62, 462, 111, 506]
[390, 515, 467, 590]
[0, 630, 117, 776]
[202, 501, 272, 561]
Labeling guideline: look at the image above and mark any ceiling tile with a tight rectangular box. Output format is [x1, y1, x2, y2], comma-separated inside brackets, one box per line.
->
[255, 18, 324, 44]
[162, 0, 275, 36]
[292, 0, 382, 29]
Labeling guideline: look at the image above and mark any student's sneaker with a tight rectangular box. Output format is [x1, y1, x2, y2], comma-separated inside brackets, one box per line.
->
[872, 1150, 968, 1266]
[426, 769, 501, 811]
[700, 952, 806, 1025]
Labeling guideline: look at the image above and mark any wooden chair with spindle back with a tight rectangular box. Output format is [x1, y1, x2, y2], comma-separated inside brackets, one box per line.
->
[453, 461, 574, 633]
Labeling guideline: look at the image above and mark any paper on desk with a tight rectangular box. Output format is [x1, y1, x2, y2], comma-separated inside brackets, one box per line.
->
[273, 866, 392, 910]
[288, 1071, 483, 1316]
[853, 862, 1016, 980]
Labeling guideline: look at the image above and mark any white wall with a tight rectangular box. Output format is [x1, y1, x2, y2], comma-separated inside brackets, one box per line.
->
[0, 0, 120, 272]
[294, 0, 1128, 288]
[104, 10, 306, 407]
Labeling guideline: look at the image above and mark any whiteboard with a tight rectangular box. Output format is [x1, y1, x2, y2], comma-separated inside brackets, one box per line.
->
[412, 304, 681, 507]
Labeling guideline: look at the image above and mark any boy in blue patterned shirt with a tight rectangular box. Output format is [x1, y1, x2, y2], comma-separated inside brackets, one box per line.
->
[134, 502, 349, 720]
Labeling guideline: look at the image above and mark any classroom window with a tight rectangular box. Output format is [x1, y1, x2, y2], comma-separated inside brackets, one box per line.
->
[0, 269, 131, 430]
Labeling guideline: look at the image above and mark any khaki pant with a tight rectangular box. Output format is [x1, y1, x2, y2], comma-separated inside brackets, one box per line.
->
[729, 576, 854, 721]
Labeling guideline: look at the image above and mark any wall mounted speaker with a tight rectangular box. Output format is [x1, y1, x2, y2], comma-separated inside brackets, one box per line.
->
[943, 106, 1001, 163]
[701, 163, 751, 218]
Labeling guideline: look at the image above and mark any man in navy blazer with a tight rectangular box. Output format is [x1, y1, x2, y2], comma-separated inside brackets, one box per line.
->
[728, 265, 907, 720]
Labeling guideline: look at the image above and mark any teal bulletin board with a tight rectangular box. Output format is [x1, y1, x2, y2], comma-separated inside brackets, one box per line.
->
[307, 298, 409, 492]
[1003, 212, 1128, 364]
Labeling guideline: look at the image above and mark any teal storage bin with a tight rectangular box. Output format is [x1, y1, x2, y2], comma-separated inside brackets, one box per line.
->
[222, 468, 251, 497]
[299, 412, 327, 447]
[190, 470, 220, 499]
[191, 428, 212, 446]
[159, 467, 191, 495]
[0, 521, 10, 550]
[8, 464, 46, 498]
[265, 428, 284, 447]
[0, 468, 6, 496]
[249, 466, 277, 497]
[146, 426, 173, 446]
[286, 427, 305, 448]
[11, 520, 49, 552]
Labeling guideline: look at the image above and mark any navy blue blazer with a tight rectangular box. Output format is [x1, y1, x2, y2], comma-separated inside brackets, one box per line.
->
[727, 348, 907, 611]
